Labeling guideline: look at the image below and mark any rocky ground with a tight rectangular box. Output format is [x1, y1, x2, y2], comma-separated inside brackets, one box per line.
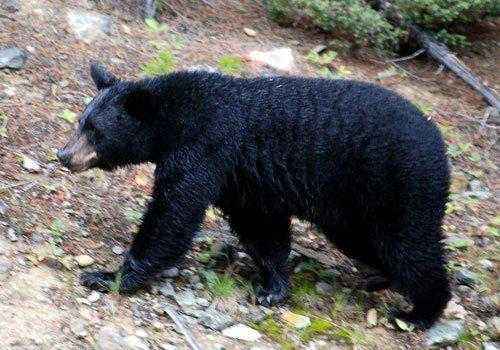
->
[0, 0, 498, 349]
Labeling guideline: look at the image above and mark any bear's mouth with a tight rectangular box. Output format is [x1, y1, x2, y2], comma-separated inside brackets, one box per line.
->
[57, 133, 98, 173]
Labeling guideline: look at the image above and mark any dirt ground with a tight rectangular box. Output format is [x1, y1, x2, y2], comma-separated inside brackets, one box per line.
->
[0, 1, 498, 349]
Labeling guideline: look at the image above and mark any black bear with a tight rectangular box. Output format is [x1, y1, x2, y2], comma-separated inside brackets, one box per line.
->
[57, 63, 451, 328]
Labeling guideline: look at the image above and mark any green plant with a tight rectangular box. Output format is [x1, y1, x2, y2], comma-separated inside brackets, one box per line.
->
[201, 270, 236, 298]
[306, 50, 337, 65]
[49, 218, 66, 239]
[145, 18, 168, 33]
[265, 0, 401, 51]
[124, 208, 143, 225]
[290, 273, 321, 307]
[109, 271, 123, 294]
[252, 317, 296, 349]
[59, 109, 77, 124]
[218, 55, 245, 75]
[141, 50, 176, 76]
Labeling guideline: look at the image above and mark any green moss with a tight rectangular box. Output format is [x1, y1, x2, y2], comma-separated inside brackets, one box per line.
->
[300, 318, 334, 342]
[108, 271, 123, 294]
[290, 274, 321, 307]
[332, 325, 366, 344]
[141, 50, 176, 76]
[252, 317, 297, 349]
[218, 55, 244, 75]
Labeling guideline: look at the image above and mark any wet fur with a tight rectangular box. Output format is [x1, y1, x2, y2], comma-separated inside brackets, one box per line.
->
[76, 69, 451, 329]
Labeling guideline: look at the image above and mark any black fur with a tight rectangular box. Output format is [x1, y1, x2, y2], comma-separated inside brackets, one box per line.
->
[74, 65, 451, 329]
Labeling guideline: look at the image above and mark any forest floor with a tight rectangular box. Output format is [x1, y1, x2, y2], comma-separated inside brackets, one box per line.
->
[0, 0, 498, 349]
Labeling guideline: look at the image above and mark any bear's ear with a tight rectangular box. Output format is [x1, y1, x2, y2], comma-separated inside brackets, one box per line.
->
[90, 62, 119, 90]
[124, 86, 159, 121]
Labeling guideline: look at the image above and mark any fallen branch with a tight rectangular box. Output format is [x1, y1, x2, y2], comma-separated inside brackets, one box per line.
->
[370, 0, 500, 114]
[386, 48, 425, 63]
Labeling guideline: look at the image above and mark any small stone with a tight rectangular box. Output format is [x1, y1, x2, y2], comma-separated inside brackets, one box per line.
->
[366, 308, 377, 327]
[135, 329, 148, 338]
[479, 259, 495, 272]
[248, 47, 295, 72]
[22, 156, 41, 172]
[88, 291, 101, 303]
[70, 319, 88, 338]
[1, 0, 20, 13]
[159, 281, 175, 297]
[424, 320, 465, 347]
[124, 335, 150, 350]
[186, 65, 219, 73]
[7, 228, 18, 242]
[189, 274, 200, 285]
[455, 268, 478, 287]
[75, 255, 94, 267]
[160, 345, 177, 350]
[152, 321, 163, 331]
[489, 316, 500, 338]
[443, 298, 467, 319]
[0, 47, 27, 69]
[315, 281, 334, 295]
[199, 307, 233, 331]
[96, 326, 125, 350]
[281, 311, 311, 329]
[112, 245, 124, 255]
[483, 342, 500, 350]
[222, 323, 261, 342]
[196, 298, 210, 307]
[162, 267, 179, 278]
[243, 27, 257, 37]
[174, 290, 196, 307]
[0, 200, 8, 215]
[67, 9, 112, 43]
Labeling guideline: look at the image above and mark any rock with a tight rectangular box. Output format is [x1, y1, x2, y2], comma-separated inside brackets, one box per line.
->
[222, 323, 262, 342]
[96, 326, 126, 350]
[479, 259, 495, 272]
[483, 342, 500, 350]
[443, 298, 467, 319]
[160, 345, 177, 350]
[248, 47, 295, 72]
[489, 316, 500, 338]
[424, 320, 465, 347]
[196, 298, 210, 307]
[0, 259, 13, 280]
[366, 308, 377, 327]
[159, 280, 175, 297]
[0, 200, 7, 215]
[75, 255, 94, 267]
[66, 9, 112, 43]
[1, 0, 21, 13]
[455, 268, 478, 287]
[162, 267, 179, 278]
[464, 180, 491, 199]
[187, 65, 219, 73]
[22, 156, 41, 172]
[199, 306, 233, 330]
[7, 228, 18, 242]
[243, 27, 257, 37]
[88, 291, 101, 303]
[135, 329, 148, 338]
[0, 47, 27, 69]
[70, 319, 88, 338]
[281, 311, 311, 329]
[124, 335, 150, 350]
[174, 290, 196, 307]
[112, 245, 124, 255]
[315, 282, 334, 295]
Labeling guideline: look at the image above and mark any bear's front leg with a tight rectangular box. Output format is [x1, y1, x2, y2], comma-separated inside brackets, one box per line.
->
[81, 159, 220, 294]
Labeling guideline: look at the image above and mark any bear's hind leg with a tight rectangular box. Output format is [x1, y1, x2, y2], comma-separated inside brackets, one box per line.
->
[376, 235, 451, 329]
[227, 208, 291, 306]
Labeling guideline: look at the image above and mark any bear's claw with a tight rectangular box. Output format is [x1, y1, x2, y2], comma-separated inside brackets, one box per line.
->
[80, 271, 116, 292]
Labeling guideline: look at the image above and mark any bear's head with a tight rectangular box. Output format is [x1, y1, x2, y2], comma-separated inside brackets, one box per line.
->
[57, 63, 159, 172]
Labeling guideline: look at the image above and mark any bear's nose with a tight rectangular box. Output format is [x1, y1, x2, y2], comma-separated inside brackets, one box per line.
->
[57, 148, 71, 167]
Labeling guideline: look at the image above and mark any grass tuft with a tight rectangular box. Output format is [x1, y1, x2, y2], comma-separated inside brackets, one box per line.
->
[141, 50, 176, 76]
[201, 270, 236, 298]
[218, 55, 244, 75]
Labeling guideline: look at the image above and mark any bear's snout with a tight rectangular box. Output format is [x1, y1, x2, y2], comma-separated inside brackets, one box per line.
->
[57, 133, 98, 172]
